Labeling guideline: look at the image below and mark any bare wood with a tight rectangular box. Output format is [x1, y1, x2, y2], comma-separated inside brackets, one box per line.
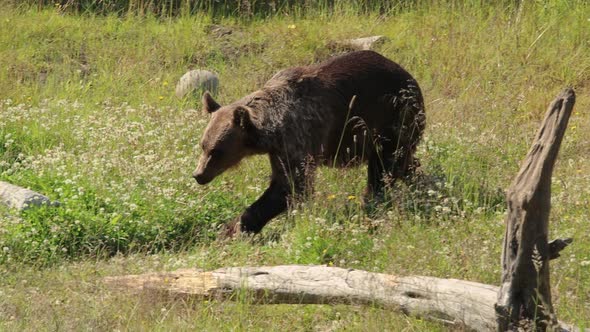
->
[105, 264, 498, 331]
[496, 88, 576, 331]
[104, 265, 584, 331]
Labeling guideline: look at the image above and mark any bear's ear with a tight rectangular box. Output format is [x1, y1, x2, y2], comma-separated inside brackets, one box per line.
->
[233, 106, 257, 131]
[202, 91, 221, 114]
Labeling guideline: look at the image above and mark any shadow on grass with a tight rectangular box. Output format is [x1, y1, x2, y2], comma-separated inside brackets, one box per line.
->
[385, 164, 506, 223]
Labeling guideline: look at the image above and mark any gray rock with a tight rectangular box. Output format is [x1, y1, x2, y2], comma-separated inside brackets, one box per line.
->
[0, 181, 56, 211]
[335, 35, 388, 51]
[175, 70, 219, 99]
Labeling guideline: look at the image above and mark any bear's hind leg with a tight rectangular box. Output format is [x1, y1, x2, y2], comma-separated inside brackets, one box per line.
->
[391, 145, 418, 181]
[365, 151, 392, 203]
[364, 142, 416, 206]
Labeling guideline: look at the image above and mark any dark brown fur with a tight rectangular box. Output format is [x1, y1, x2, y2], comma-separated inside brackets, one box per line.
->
[193, 50, 425, 234]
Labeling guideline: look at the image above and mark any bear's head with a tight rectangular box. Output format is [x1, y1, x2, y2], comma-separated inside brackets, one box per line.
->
[193, 91, 259, 185]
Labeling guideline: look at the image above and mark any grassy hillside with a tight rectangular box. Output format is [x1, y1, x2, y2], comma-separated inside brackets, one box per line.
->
[1, 1, 589, 330]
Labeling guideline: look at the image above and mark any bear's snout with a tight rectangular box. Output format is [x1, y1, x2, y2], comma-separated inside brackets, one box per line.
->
[193, 172, 211, 185]
[193, 154, 213, 185]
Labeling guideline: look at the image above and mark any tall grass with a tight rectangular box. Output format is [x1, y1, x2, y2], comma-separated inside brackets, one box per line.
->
[7, 0, 437, 17]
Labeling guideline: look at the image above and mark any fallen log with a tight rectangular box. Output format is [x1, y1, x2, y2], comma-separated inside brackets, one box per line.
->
[105, 265, 498, 330]
[103, 265, 583, 331]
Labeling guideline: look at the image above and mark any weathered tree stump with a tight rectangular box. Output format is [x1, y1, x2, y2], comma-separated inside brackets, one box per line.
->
[495, 88, 576, 331]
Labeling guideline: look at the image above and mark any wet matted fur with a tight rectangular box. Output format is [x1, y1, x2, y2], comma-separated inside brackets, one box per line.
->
[193, 50, 425, 234]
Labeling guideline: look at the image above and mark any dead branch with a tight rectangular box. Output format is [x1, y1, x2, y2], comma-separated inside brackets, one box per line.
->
[495, 88, 576, 331]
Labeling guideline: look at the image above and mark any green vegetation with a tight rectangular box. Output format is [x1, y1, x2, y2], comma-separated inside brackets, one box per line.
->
[9, 0, 427, 17]
[1, 1, 589, 330]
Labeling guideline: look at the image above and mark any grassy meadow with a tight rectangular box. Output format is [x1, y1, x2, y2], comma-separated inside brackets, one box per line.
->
[1, 1, 589, 330]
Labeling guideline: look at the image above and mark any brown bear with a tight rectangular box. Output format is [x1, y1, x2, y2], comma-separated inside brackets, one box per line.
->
[193, 50, 425, 235]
